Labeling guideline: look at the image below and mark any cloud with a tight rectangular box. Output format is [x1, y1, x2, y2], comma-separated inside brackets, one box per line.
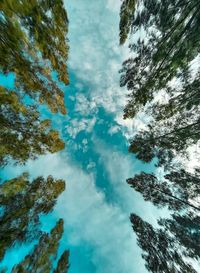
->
[92, 137, 167, 222]
[66, 0, 130, 118]
[65, 117, 96, 139]
[2, 154, 147, 273]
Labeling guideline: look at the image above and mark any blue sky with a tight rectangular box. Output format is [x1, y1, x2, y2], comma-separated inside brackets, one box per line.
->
[0, 1, 166, 273]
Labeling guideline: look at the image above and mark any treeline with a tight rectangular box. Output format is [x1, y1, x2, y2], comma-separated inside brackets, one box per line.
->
[0, 0, 69, 272]
[119, 0, 200, 272]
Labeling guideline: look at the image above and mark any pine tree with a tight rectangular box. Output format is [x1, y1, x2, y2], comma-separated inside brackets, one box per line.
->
[119, 0, 137, 45]
[127, 172, 200, 211]
[0, 87, 65, 166]
[11, 219, 69, 273]
[0, 173, 65, 261]
[120, 0, 200, 118]
[159, 213, 200, 259]
[128, 118, 200, 166]
[53, 251, 70, 273]
[0, 0, 69, 166]
[0, 0, 69, 114]
[131, 213, 197, 273]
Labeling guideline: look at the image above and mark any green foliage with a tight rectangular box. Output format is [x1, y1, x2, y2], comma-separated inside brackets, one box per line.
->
[120, 2, 200, 271]
[11, 219, 69, 273]
[120, 0, 200, 118]
[0, 0, 69, 166]
[159, 213, 200, 259]
[131, 214, 198, 273]
[0, 0, 69, 114]
[0, 1, 69, 271]
[119, 0, 137, 45]
[127, 171, 200, 211]
[53, 251, 70, 273]
[0, 87, 65, 166]
[128, 119, 200, 166]
[0, 173, 65, 261]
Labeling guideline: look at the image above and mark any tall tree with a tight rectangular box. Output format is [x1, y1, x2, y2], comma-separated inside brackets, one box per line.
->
[0, 0, 69, 114]
[120, 1, 200, 272]
[120, 0, 200, 118]
[159, 212, 200, 259]
[0, 87, 65, 166]
[11, 219, 69, 273]
[0, 1, 70, 271]
[0, 173, 65, 261]
[131, 213, 197, 273]
[0, 0, 69, 166]
[128, 117, 200, 166]
[53, 251, 70, 273]
[119, 0, 137, 45]
[127, 171, 200, 211]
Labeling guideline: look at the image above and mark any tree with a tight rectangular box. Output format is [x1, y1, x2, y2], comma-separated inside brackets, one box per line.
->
[120, 0, 200, 119]
[0, 1, 69, 270]
[128, 118, 200, 166]
[0, 0, 69, 166]
[0, 0, 69, 114]
[53, 251, 70, 273]
[131, 213, 197, 273]
[0, 173, 65, 261]
[11, 219, 69, 273]
[159, 212, 200, 259]
[119, 0, 137, 45]
[126, 67, 200, 165]
[0, 87, 65, 166]
[127, 171, 200, 211]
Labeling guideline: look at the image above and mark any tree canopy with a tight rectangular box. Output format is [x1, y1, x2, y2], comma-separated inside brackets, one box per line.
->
[11, 219, 69, 273]
[120, 0, 200, 118]
[119, 1, 200, 272]
[0, 173, 65, 261]
[131, 214, 198, 273]
[0, 0, 69, 113]
[0, 0, 69, 166]
[0, 1, 70, 271]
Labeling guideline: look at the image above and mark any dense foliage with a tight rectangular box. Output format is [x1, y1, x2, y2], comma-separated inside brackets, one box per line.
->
[0, 0, 69, 166]
[131, 214, 199, 273]
[0, 87, 65, 166]
[119, 0, 200, 272]
[0, 173, 65, 261]
[0, 0, 70, 271]
[11, 219, 69, 273]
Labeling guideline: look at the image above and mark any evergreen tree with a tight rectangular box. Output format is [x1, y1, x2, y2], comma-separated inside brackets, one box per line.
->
[127, 171, 200, 211]
[120, 0, 200, 118]
[0, 0, 69, 114]
[128, 118, 200, 166]
[119, 0, 137, 45]
[0, 1, 70, 271]
[0, 0, 69, 166]
[11, 219, 69, 273]
[53, 251, 70, 273]
[0, 87, 65, 166]
[120, 1, 200, 272]
[131, 213, 197, 273]
[159, 213, 200, 259]
[0, 173, 65, 261]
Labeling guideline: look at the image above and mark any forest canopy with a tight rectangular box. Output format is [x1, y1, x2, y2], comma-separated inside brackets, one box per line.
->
[0, 0, 70, 271]
[119, 0, 200, 272]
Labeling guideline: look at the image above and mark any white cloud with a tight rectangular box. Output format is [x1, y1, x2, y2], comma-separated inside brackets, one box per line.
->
[92, 137, 168, 223]
[65, 117, 96, 139]
[2, 154, 147, 273]
[108, 125, 120, 135]
[66, 0, 130, 118]
[106, 0, 121, 12]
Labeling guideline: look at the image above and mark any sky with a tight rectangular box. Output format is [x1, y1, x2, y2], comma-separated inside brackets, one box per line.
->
[0, 1, 166, 273]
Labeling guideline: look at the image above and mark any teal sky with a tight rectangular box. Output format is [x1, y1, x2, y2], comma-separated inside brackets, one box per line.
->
[0, 1, 165, 273]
